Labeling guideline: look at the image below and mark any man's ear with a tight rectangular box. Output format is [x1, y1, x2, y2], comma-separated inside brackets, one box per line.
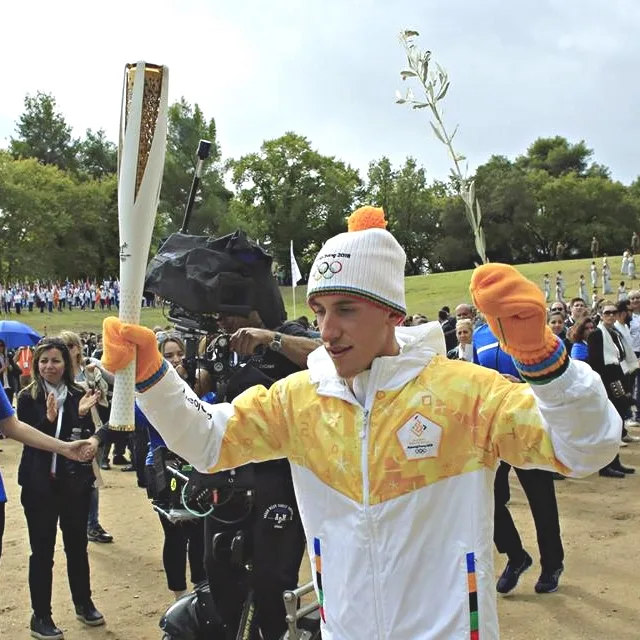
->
[390, 312, 405, 327]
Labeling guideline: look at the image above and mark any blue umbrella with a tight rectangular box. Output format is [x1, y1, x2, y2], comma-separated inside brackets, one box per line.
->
[0, 320, 41, 349]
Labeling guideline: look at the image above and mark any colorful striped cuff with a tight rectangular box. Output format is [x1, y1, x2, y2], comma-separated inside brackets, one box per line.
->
[513, 337, 568, 385]
[136, 360, 169, 393]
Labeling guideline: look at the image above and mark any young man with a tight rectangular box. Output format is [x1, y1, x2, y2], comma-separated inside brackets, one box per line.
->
[102, 207, 620, 639]
[565, 297, 588, 329]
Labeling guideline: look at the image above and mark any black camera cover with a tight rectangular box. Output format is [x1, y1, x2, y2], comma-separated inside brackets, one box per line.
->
[144, 230, 287, 329]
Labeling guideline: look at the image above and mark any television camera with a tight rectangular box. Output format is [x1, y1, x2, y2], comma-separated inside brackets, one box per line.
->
[142, 141, 319, 640]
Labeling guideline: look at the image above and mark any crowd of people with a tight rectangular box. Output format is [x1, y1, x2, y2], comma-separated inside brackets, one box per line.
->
[0, 279, 159, 315]
[0, 210, 633, 639]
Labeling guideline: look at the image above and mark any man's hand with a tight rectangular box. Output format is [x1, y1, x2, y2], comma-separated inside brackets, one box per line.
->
[470, 263, 556, 362]
[102, 317, 164, 383]
[229, 327, 274, 356]
[60, 438, 98, 462]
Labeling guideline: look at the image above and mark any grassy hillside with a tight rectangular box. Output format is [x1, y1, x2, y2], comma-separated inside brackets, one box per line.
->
[2, 255, 631, 338]
[281, 254, 632, 320]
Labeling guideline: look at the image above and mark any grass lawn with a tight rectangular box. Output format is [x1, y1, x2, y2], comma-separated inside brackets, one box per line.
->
[2, 255, 631, 338]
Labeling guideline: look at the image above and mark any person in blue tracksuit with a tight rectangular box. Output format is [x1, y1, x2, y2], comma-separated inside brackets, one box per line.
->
[473, 323, 565, 595]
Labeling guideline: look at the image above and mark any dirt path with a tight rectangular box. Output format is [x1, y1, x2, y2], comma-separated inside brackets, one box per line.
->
[1, 437, 639, 639]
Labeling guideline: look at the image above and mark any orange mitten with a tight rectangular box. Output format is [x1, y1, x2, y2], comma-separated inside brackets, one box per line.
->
[101, 317, 164, 383]
[470, 264, 556, 364]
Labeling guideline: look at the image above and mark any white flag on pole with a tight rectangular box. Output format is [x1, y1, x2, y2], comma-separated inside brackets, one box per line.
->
[290, 241, 302, 287]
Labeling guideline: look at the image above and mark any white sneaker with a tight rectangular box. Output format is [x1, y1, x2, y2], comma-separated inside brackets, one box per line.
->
[625, 419, 640, 428]
[622, 434, 640, 443]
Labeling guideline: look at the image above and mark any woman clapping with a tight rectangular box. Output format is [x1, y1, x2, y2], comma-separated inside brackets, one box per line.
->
[17, 338, 105, 639]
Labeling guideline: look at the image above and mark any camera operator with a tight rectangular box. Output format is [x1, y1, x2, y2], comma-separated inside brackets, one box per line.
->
[208, 308, 320, 640]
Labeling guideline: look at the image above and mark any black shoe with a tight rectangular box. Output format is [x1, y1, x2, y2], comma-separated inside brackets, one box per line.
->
[496, 551, 533, 594]
[30, 615, 64, 639]
[599, 467, 626, 478]
[75, 600, 105, 627]
[535, 566, 564, 593]
[100, 461, 111, 470]
[552, 472, 565, 480]
[87, 525, 113, 543]
[612, 463, 636, 474]
[112, 455, 128, 465]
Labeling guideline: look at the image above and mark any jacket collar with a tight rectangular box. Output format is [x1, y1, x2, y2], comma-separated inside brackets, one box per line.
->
[307, 321, 446, 402]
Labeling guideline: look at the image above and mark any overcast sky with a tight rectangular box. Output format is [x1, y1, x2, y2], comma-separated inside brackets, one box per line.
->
[2, 0, 638, 184]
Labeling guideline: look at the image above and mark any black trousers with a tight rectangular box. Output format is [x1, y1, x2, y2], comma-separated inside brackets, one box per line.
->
[21, 482, 93, 617]
[159, 515, 207, 592]
[205, 461, 306, 640]
[0, 501, 5, 563]
[493, 462, 564, 572]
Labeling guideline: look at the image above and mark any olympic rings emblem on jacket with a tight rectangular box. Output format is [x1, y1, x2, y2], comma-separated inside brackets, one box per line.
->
[312, 260, 343, 280]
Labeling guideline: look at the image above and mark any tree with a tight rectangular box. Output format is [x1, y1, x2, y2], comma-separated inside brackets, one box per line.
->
[473, 156, 539, 263]
[77, 128, 117, 179]
[366, 157, 441, 274]
[230, 133, 362, 278]
[160, 98, 233, 235]
[516, 136, 599, 178]
[0, 151, 118, 280]
[9, 92, 79, 172]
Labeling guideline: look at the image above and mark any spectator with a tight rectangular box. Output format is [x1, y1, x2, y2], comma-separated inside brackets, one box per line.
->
[567, 317, 595, 362]
[587, 302, 636, 476]
[447, 319, 473, 361]
[16, 338, 105, 637]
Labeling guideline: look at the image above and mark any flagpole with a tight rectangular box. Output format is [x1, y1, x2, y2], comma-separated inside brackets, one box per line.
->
[290, 240, 302, 320]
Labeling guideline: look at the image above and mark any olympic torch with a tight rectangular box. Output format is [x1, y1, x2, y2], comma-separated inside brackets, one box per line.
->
[109, 62, 169, 431]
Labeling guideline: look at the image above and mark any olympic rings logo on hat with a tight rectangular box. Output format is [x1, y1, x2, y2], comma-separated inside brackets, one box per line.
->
[313, 260, 343, 280]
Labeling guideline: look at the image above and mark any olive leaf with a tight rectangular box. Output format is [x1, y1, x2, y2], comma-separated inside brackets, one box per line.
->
[396, 29, 488, 264]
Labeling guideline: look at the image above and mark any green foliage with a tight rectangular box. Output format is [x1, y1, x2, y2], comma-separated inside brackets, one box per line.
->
[366, 157, 441, 274]
[229, 133, 362, 277]
[2, 86, 640, 284]
[10, 92, 79, 172]
[160, 98, 233, 235]
[0, 151, 118, 281]
[77, 129, 117, 180]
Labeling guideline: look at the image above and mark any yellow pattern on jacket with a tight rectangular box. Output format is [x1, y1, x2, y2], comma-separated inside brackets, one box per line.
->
[138, 322, 621, 640]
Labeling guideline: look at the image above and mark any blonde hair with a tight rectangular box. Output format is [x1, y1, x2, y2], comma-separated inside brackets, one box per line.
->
[59, 330, 84, 369]
[456, 319, 473, 332]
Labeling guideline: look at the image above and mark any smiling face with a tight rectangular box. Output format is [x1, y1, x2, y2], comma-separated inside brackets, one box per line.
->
[37, 347, 66, 386]
[309, 295, 401, 382]
[162, 339, 185, 370]
[548, 314, 565, 335]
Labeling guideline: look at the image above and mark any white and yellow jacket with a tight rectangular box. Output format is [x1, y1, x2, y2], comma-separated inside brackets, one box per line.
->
[137, 322, 621, 640]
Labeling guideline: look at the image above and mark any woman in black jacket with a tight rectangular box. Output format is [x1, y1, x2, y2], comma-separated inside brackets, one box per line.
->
[17, 337, 104, 640]
[587, 302, 634, 478]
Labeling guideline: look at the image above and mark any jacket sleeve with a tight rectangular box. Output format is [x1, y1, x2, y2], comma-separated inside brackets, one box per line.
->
[472, 359, 621, 477]
[587, 329, 605, 374]
[135, 365, 291, 473]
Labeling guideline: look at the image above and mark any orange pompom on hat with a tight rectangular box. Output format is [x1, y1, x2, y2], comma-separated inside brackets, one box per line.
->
[307, 206, 406, 315]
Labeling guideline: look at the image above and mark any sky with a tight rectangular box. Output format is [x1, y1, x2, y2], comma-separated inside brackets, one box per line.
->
[2, 0, 639, 185]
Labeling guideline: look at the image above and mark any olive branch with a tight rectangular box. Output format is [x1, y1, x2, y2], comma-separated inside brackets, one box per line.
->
[396, 29, 487, 264]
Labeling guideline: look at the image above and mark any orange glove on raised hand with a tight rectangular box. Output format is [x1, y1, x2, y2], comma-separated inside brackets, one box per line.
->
[101, 317, 165, 385]
[469, 264, 557, 364]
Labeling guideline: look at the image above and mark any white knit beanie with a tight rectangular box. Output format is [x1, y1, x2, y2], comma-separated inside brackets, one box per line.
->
[307, 206, 406, 315]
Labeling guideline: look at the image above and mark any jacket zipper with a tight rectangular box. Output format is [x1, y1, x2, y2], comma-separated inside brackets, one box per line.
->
[361, 407, 385, 639]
